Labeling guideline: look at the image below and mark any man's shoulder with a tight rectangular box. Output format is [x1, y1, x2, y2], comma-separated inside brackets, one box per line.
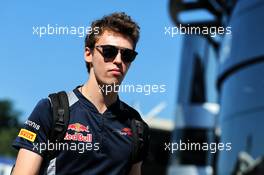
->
[119, 100, 146, 123]
[33, 98, 52, 113]
[120, 100, 139, 113]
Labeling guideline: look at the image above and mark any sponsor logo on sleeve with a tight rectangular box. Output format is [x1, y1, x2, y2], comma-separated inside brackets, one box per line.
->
[18, 129, 37, 142]
[24, 120, 40, 130]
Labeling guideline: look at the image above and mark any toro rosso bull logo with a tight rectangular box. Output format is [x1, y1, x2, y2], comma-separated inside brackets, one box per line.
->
[64, 123, 92, 142]
[113, 127, 132, 136]
[121, 128, 132, 136]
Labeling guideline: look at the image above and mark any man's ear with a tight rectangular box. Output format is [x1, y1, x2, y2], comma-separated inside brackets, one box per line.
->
[84, 47, 93, 63]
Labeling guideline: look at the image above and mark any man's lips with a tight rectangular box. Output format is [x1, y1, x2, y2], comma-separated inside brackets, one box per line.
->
[109, 68, 123, 75]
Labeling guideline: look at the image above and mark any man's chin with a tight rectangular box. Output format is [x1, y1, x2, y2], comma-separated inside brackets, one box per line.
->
[107, 80, 121, 86]
[98, 79, 122, 95]
[105, 77, 123, 86]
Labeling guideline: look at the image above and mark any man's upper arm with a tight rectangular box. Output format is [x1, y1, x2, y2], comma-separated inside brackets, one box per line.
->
[12, 148, 43, 175]
[128, 162, 142, 175]
[12, 98, 53, 156]
[12, 98, 53, 174]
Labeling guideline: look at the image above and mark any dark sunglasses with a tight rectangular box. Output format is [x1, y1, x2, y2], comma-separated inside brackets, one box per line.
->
[94, 45, 138, 63]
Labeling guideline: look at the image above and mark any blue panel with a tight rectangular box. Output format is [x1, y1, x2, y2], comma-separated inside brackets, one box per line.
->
[217, 110, 264, 174]
[177, 35, 207, 104]
[218, 0, 264, 81]
[220, 62, 264, 122]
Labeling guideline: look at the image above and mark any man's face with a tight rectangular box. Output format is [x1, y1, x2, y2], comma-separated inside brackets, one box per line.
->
[85, 30, 134, 86]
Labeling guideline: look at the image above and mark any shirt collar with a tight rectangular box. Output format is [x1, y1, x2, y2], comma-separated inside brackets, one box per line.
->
[73, 86, 124, 118]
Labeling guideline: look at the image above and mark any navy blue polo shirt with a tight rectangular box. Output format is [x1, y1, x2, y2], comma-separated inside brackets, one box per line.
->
[13, 87, 147, 175]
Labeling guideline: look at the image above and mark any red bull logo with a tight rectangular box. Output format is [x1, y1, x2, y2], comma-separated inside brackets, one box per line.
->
[64, 132, 92, 142]
[67, 123, 89, 133]
[64, 123, 92, 142]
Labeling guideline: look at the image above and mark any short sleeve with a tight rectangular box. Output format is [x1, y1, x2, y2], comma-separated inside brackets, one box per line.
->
[12, 98, 53, 157]
[125, 105, 150, 164]
[135, 121, 150, 163]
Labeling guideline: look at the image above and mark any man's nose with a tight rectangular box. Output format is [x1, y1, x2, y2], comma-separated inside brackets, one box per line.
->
[113, 51, 122, 64]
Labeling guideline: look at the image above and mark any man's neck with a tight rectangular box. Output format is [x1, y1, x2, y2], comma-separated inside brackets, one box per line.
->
[80, 74, 118, 114]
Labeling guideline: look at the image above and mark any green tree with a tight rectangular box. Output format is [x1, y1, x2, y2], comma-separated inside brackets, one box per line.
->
[0, 99, 21, 157]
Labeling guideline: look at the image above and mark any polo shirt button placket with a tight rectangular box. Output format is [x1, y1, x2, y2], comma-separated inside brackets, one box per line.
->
[99, 114, 104, 153]
[98, 118, 102, 132]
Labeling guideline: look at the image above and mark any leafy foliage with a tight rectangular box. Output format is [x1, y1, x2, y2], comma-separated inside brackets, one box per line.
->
[0, 99, 21, 157]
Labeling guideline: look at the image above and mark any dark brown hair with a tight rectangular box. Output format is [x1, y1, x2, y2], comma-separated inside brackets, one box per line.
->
[85, 12, 140, 73]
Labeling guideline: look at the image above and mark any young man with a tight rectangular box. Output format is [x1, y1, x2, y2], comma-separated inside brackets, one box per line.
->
[12, 12, 149, 175]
